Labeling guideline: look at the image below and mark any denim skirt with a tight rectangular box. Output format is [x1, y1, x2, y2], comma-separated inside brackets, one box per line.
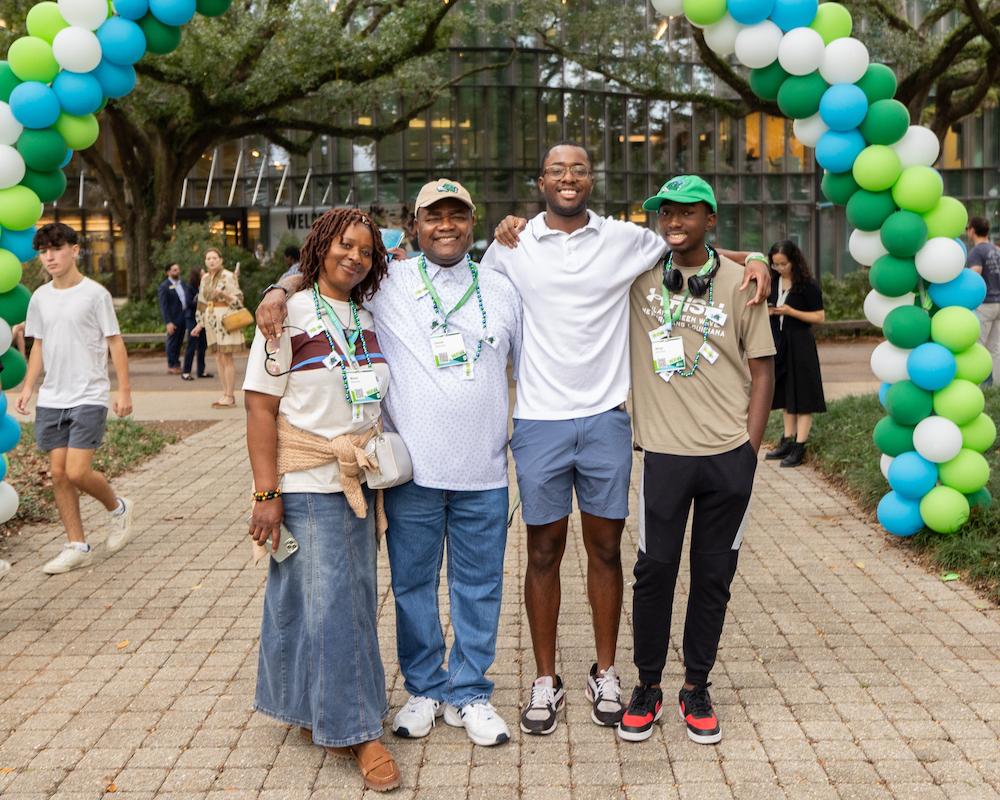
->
[254, 490, 388, 747]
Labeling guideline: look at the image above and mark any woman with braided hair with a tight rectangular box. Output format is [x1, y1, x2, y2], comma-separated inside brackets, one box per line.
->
[242, 208, 400, 791]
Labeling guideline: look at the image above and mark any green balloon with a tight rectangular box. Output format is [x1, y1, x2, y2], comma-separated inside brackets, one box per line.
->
[0, 62, 20, 103]
[931, 306, 980, 353]
[954, 342, 992, 384]
[869, 254, 919, 297]
[919, 485, 969, 534]
[0, 284, 31, 325]
[197, 0, 232, 14]
[26, 2, 69, 44]
[0, 347, 26, 390]
[922, 196, 968, 240]
[967, 487, 993, 510]
[138, 14, 182, 55]
[683, 0, 727, 26]
[0, 249, 21, 294]
[20, 167, 66, 204]
[7, 36, 59, 84]
[821, 170, 860, 206]
[932, 379, 985, 425]
[883, 304, 931, 348]
[777, 72, 829, 120]
[938, 449, 989, 495]
[54, 113, 99, 151]
[885, 380, 933, 426]
[855, 64, 898, 105]
[859, 99, 910, 146]
[810, 2, 852, 44]
[960, 413, 997, 454]
[0, 185, 42, 231]
[846, 189, 898, 231]
[17, 128, 67, 172]
[892, 165, 943, 214]
[879, 210, 928, 258]
[750, 61, 790, 102]
[853, 145, 902, 192]
[873, 416, 915, 456]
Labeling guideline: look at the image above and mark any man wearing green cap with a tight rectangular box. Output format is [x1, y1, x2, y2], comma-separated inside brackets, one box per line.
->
[617, 176, 775, 745]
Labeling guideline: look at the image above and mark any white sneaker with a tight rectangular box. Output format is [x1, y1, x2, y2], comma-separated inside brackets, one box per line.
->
[391, 695, 442, 738]
[42, 544, 93, 575]
[106, 497, 135, 554]
[444, 701, 510, 747]
[0, 559, 9, 580]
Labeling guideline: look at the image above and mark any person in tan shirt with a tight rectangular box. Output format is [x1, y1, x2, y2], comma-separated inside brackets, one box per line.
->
[618, 176, 775, 747]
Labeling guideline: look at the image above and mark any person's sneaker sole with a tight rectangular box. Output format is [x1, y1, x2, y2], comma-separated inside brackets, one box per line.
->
[519, 693, 566, 736]
[585, 685, 622, 727]
[677, 704, 722, 744]
[443, 705, 510, 746]
[617, 706, 662, 742]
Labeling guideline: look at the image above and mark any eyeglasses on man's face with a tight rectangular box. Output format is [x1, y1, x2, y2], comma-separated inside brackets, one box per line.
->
[543, 164, 592, 179]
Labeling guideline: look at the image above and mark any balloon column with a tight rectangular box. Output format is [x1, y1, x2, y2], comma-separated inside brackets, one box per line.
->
[0, 0, 232, 524]
[650, 0, 994, 537]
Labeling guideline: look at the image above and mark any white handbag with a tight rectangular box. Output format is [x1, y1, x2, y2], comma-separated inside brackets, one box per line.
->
[363, 432, 413, 489]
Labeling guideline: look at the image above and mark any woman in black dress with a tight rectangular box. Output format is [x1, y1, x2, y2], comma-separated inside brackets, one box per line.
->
[765, 240, 826, 467]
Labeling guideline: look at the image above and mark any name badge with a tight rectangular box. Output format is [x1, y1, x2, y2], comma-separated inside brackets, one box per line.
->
[306, 318, 325, 338]
[704, 306, 728, 326]
[346, 367, 381, 405]
[430, 332, 468, 368]
[698, 341, 720, 364]
[652, 336, 685, 374]
[648, 323, 672, 343]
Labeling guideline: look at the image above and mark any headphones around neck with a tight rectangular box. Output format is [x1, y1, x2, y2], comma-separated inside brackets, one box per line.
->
[663, 244, 721, 298]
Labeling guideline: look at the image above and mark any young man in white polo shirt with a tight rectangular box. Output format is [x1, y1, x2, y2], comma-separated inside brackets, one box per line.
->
[256, 180, 521, 747]
[483, 143, 770, 735]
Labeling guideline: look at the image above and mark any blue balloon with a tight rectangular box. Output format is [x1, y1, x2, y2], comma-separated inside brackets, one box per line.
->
[907, 342, 957, 391]
[815, 129, 866, 174]
[91, 59, 137, 99]
[0, 456, 7, 483]
[114, 0, 149, 19]
[877, 491, 925, 537]
[9, 82, 61, 130]
[52, 72, 104, 117]
[149, 0, 196, 26]
[819, 84, 869, 132]
[0, 414, 20, 453]
[59, 149, 73, 169]
[729, 0, 776, 24]
[0, 392, 6, 416]
[879, 382, 891, 407]
[96, 18, 147, 66]
[770, 0, 819, 31]
[928, 269, 987, 311]
[888, 451, 938, 500]
[954, 237, 967, 255]
[0, 227, 37, 263]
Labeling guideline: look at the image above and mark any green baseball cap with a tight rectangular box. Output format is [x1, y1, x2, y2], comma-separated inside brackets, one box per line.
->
[642, 175, 718, 213]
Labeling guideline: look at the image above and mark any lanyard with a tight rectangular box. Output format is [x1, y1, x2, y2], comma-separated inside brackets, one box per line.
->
[419, 254, 490, 362]
[660, 248, 716, 379]
[318, 293, 360, 362]
[310, 285, 373, 403]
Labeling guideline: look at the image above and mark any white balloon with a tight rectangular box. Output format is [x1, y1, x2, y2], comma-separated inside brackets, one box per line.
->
[849, 228, 889, 266]
[864, 290, 915, 328]
[880, 454, 894, 481]
[651, 0, 685, 15]
[778, 27, 826, 76]
[52, 27, 102, 74]
[734, 21, 784, 69]
[0, 145, 25, 190]
[915, 237, 965, 284]
[819, 37, 870, 84]
[0, 103, 23, 148]
[0, 482, 18, 525]
[703, 14, 744, 57]
[57, 0, 108, 30]
[870, 341, 912, 384]
[792, 113, 829, 148]
[0, 319, 11, 357]
[892, 126, 940, 169]
[913, 416, 963, 464]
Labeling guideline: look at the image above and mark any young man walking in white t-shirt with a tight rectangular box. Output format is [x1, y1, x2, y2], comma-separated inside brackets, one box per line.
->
[15, 223, 135, 575]
[482, 143, 770, 735]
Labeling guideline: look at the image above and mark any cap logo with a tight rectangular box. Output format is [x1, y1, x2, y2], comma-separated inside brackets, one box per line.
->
[437, 182, 459, 194]
[664, 178, 686, 192]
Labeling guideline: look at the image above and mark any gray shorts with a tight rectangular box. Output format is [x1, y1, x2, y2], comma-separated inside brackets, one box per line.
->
[510, 405, 633, 526]
[35, 405, 108, 452]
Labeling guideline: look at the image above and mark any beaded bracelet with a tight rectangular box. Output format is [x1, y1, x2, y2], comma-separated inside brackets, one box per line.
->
[252, 489, 281, 502]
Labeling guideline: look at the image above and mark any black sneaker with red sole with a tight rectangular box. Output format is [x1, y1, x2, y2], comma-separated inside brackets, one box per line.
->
[616, 684, 663, 742]
[678, 683, 721, 744]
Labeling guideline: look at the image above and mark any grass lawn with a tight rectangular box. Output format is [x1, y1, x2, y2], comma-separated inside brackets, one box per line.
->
[766, 387, 1000, 602]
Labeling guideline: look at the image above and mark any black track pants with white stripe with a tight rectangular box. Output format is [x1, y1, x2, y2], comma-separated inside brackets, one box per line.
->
[632, 443, 756, 687]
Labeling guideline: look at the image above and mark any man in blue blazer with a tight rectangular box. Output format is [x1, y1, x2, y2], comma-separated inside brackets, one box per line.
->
[157, 263, 190, 374]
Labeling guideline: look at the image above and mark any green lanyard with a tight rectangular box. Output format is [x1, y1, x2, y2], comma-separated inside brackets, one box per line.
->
[660, 250, 715, 325]
[317, 293, 360, 363]
[419, 254, 480, 332]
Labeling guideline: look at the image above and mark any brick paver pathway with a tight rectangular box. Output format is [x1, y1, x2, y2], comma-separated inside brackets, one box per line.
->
[1, 419, 999, 799]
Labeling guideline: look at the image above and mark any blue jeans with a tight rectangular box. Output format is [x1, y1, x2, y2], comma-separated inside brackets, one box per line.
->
[254, 491, 387, 747]
[384, 481, 508, 708]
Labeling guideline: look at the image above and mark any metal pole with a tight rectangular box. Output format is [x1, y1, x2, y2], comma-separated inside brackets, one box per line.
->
[274, 165, 289, 206]
[320, 181, 332, 206]
[297, 168, 313, 206]
[180, 177, 188, 207]
[203, 148, 218, 207]
[227, 149, 244, 207]
[251, 154, 266, 206]
[78, 170, 85, 207]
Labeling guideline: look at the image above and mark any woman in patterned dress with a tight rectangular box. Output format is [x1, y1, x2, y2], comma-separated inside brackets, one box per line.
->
[193, 248, 244, 408]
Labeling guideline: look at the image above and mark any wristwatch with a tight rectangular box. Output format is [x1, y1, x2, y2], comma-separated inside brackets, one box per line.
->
[261, 283, 288, 298]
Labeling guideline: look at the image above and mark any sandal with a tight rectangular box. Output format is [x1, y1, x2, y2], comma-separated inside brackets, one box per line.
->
[211, 396, 236, 408]
[181, 374, 194, 381]
[348, 740, 400, 792]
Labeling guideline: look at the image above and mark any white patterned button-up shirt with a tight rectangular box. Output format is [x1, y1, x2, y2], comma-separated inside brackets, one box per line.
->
[366, 255, 521, 491]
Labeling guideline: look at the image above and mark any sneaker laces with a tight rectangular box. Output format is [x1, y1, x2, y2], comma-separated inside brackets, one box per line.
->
[463, 701, 499, 723]
[594, 666, 621, 704]
[403, 695, 437, 713]
[529, 682, 556, 710]
[684, 683, 714, 717]
[628, 684, 660, 713]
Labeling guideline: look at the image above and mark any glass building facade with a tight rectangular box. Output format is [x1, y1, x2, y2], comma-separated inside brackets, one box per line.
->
[44, 11, 1000, 295]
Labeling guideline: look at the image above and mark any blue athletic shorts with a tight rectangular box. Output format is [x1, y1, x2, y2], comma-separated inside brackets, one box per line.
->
[510, 405, 633, 526]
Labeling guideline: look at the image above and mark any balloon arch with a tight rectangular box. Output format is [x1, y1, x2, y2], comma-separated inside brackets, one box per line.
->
[0, 0, 992, 534]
